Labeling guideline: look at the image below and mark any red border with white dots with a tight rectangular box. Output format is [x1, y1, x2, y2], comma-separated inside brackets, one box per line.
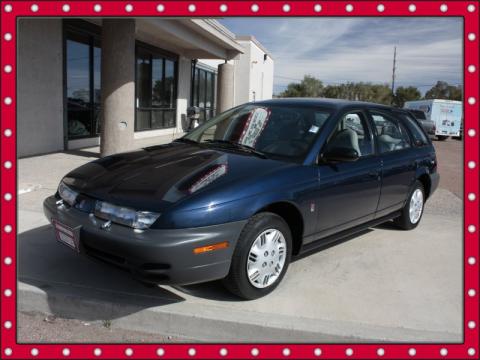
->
[1, 1, 478, 359]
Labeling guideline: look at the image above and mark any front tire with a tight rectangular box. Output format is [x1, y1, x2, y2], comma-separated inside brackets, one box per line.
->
[394, 181, 425, 230]
[223, 212, 292, 300]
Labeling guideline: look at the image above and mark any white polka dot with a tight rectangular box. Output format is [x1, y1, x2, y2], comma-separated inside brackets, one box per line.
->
[314, 4, 322, 12]
[345, 4, 353, 12]
[251, 4, 259, 12]
[156, 348, 165, 356]
[377, 4, 385, 12]
[468, 161, 476, 169]
[4, 321, 12, 329]
[4, 257, 12, 265]
[4, 289, 12, 297]
[188, 348, 196, 356]
[314, 348, 322, 356]
[440, 4, 448, 12]
[219, 4, 227, 12]
[94, 348, 101, 356]
[4, 33, 12, 41]
[468, 257, 476, 265]
[188, 4, 196, 12]
[94, 4, 101, 12]
[283, 4, 291, 12]
[4, 161, 12, 169]
[468, 193, 476, 201]
[468, 225, 476, 233]
[283, 348, 290, 356]
[346, 348, 353, 356]
[156, 4, 165, 12]
[468, 289, 476, 296]
[409, 348, 416, 356]
[440, 348, 448, 356]
[4, 193, 12, 201]
[4, 97, 12, 105]
[4, 4, 12, 12]
[468, 348, 476, 356]
[408, 4, 416, 12]
[4, 225, 12, 233]
[62, 4, 70, 12]
[377, 348, 385, 356]
[467, 4, 476, 12]
[125, 348, 133, 356]
[468, 65, 476, 73]
[31, 4, 39, 12]
[468, 129, 476, 137]
[468, 33, 476, 41]
[62, 348, 70, 356]
[219, 348, 228, 356]
[4, 129, 12, 137]
[31, 348, 39, 356]
[468, 97, 476, 105]
[4, 348, 12, 356]
[4, 65, 12, 73]
[125, 4, 133, 12]
[468, 321, 476, 329]
[251, 348, 259, 356]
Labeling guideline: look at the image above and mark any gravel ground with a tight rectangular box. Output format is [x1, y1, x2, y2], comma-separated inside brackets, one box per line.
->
[18, 312, 192, 343]
[432, 138, 462, 198]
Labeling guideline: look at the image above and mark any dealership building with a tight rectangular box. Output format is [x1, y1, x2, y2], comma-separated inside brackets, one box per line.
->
[17, 18, 274, 157]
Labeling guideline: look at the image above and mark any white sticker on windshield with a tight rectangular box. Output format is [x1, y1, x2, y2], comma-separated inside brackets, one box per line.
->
[309, 125, 319, 133]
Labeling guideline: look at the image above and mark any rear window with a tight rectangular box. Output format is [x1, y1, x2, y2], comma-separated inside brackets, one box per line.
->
[400, 113, 429, 146]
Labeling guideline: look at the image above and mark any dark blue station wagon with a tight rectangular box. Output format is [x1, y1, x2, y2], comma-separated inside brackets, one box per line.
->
[44, 98, 439, 299]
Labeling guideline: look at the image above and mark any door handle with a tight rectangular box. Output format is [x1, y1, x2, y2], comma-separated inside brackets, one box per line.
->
[368, 170, 379, 178]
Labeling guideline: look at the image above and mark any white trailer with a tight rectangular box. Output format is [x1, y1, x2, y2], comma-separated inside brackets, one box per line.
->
[404, 99, 462, 140]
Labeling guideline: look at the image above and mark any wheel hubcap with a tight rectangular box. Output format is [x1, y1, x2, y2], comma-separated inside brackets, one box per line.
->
[247, 229, 286, 289]
[409, 189, 424, 224]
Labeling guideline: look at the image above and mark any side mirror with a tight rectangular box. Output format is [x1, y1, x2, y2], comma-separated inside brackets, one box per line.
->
[322, 147, 360, 163]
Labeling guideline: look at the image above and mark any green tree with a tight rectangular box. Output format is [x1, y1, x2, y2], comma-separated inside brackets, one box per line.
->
[279, 75, 324, 97]
[424, 81, 462, 101]
[393, 86, 421, 107]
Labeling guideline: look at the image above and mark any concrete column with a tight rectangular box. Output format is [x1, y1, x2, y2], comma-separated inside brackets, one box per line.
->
[100, 19, 136, 157]
[216, 63, 235, 114]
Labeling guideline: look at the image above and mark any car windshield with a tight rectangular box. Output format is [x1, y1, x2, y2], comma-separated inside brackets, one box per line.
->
[183, 104, 333, 161]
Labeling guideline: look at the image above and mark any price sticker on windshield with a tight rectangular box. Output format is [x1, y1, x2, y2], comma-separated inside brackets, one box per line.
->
[238, 107, 271, 147]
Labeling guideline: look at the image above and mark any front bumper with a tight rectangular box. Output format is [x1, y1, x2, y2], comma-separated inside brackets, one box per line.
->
[43, 196, 246, 285]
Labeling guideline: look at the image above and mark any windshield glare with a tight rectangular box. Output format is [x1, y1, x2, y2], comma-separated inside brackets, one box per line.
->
[184, 104, 332, 160]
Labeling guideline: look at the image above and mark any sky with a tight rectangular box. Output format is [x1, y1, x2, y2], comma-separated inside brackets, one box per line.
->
[219, 17, 463, 95]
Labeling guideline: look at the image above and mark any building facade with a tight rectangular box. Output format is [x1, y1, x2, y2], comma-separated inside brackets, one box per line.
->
[17, 18, 273, 158]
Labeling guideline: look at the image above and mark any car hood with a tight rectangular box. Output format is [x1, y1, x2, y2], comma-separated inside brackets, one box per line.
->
[62, 143, 291, 212]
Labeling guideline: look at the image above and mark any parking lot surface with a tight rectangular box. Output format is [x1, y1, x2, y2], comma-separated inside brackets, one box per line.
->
[17, 139, 463, 343]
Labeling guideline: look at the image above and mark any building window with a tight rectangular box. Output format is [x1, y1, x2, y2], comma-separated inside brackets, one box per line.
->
[135, 44, 178, 131]
[191, 64, 216, 122]
[65, 25, 101, 140]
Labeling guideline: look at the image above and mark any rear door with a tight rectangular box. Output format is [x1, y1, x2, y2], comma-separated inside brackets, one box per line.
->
[368, 110, 417, 218]
[313, 109, 382, 239]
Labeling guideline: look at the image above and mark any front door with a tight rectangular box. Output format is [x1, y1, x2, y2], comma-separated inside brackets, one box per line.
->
[313, 110, 382, 239]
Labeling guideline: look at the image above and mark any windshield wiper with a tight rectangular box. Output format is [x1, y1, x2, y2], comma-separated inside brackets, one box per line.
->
[203, 140, 268, 159]
[174, 138, 199, 145]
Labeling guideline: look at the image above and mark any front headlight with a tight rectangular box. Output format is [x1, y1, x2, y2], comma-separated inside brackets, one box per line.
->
[94, 201, 160, 230]
[58, 182, 79, 206]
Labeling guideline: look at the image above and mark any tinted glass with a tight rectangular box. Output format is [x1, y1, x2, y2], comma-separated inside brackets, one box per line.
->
[185, 104, 333, 160]
[401, 113, 429, 146]
[151, 57, 164, 107]
[66, 36, 91, 138]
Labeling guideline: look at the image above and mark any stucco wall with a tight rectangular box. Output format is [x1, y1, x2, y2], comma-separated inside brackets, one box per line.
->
[17, 19, 64, 157]
[245, 41, 274, 103]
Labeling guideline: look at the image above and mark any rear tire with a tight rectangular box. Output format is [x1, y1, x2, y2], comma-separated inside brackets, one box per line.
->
[223, 212, 292, 300]
[394, 181, 425, 230]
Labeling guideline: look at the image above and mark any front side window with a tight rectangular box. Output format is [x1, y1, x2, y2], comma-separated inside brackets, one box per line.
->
[184, 104, 333, 160]
[325, 111, 374, 157]
[135, 46, 177, 131]
[371, 111, 411, 153]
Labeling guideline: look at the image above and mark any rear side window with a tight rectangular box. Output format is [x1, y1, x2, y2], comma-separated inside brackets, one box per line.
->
[370, 112, 411, 153]
[400, 114, 429, 146]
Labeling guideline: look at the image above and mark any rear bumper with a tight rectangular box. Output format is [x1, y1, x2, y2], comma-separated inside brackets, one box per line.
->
[429, 172, 440, 198]
[43, 196, 246, 285]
